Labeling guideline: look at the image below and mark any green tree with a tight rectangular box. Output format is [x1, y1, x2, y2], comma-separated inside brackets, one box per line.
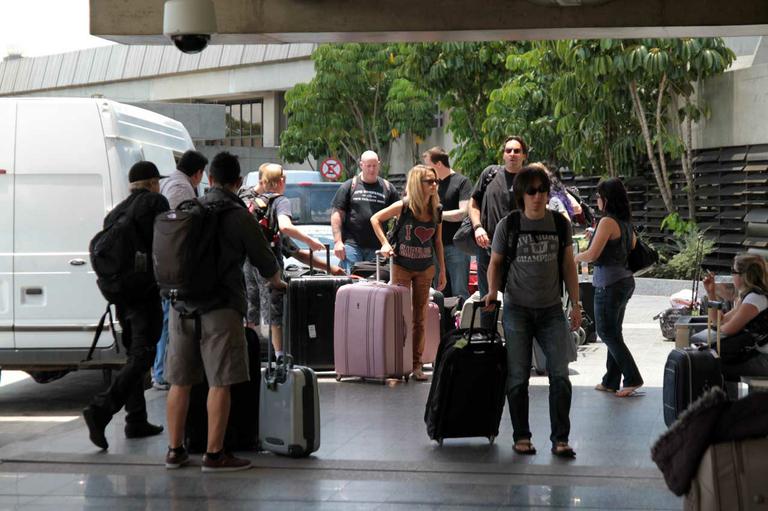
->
[398, 42, 516, 180]
[279, 44, 434, 175]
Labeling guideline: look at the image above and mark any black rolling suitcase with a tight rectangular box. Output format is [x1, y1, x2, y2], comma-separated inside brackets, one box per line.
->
[662, 301, 724, 427]
[185, 327, 261, 453]
[425, 300, 507, 445]
[283, 246, 353, 370]
[578, 281, 596, 343]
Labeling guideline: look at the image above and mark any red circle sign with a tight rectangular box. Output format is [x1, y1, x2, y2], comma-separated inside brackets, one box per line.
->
[320, 158, 343, 181]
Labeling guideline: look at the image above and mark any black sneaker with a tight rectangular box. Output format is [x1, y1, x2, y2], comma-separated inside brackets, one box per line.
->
[201, 451, 252, 472]
[82, 405, 111, 450]
[165, 446, 190, 469]
[125, 422, 164, 439]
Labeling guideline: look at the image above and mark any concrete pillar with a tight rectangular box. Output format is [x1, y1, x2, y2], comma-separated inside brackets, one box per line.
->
[261, 91, 279, 148]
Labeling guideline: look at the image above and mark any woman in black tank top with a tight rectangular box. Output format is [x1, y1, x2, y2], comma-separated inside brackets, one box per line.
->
[371, 165, 447, 381]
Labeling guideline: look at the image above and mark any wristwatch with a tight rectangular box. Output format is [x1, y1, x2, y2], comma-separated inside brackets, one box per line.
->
[473, 224, 483, 232]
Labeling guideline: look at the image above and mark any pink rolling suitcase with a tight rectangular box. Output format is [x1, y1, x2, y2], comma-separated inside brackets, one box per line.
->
[421, 302, 441, 366]
[334, 256, 413, 382]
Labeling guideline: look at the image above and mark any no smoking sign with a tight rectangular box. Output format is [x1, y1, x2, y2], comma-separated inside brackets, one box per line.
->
[320, 157, 343, 181]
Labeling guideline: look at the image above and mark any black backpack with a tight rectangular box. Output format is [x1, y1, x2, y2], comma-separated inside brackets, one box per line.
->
[500, 210, 570, 291]
[240, 189, 281, 247]
[89, 193, 154, 304]
[153, 199, 239, 313]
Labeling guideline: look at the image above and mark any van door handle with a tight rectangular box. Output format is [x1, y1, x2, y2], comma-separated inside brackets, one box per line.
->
[25, 288, 43, 295]
[69, 259, 87, 266]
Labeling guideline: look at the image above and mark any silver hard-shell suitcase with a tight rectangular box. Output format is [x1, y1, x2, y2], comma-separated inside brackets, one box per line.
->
[259, 329, 320, 457]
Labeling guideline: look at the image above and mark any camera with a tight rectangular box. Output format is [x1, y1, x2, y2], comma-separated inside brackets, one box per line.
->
[163, 0, 217, 54]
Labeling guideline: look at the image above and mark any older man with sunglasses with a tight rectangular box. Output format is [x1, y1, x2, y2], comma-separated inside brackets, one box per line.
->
[467, 136, 528, 328]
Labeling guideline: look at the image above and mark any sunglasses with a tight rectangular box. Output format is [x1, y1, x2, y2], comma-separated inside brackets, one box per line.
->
[505, 148, 524, 154]
[525, 185, 549, 196]
[421, 178, 439, 185]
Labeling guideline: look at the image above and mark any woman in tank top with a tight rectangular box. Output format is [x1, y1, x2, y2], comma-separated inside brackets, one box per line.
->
[575, 178, 643, 397]
[371, 165, 447, 381]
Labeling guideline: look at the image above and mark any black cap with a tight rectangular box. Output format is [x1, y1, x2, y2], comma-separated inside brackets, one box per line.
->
[128, 161, 167, 183]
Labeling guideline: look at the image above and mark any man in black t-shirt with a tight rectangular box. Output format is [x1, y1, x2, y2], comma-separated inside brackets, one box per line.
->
[468, 135, 528, 327]
[423, 147, 472, 299]
[331, 150, 400, 273]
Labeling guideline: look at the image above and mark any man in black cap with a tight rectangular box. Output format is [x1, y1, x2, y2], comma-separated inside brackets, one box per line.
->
[83, 161, 171, 450]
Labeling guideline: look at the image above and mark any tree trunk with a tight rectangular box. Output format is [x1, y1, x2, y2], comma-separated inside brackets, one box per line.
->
[677, 94, 697, 222]
[629, 80, 675, 214]
[655, 74, 672, 203]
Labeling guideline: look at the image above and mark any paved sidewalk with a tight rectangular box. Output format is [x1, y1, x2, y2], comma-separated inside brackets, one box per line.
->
[0, 294, 683, 510]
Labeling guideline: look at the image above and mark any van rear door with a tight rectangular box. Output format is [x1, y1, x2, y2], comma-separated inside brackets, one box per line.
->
[13, 101, 112, 349]
[0, 102, 15, 349]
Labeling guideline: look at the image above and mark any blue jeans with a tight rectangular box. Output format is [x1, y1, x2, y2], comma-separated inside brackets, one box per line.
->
[152, 298, 170, 384]
[433, 244, 471, 300]
[594, 276, 642, 390]
[476, 247, 494, 329]
[341, 243, 378, 274]
[503, 302, 573, 445]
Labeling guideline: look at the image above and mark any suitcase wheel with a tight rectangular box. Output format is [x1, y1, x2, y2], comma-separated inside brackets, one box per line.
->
[437, 438, 443, 447]
[534, 368, 545, 376]
[335, 375, 342, 382]
[488, 436, 495, 445]
[404, 375, 410, 383]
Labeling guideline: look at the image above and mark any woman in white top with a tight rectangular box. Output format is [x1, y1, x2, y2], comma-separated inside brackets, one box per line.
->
[694, 253, 768, 383]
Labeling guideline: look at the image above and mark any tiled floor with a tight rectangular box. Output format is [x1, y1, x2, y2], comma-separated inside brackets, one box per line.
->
[0, 294, 683, 510]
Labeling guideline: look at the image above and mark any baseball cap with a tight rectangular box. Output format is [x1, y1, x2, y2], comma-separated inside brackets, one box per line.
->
[128, 161, 167, 183]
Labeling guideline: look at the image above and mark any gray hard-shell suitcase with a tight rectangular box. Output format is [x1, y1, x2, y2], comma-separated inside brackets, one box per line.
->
[685, 437, 768, 511]
[259, 329, 320, 457]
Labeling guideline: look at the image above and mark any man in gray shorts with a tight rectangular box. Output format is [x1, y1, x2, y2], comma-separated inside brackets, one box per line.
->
[164, 151, 286, 472]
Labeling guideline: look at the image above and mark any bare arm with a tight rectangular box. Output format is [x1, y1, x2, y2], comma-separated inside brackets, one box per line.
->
[574, 217, 620, 263]
[469, 197, 490, 249]
[331, 208, 346, 261]
[442, 199, 469, 222]
[370, 200, 404, 250]
[562, 247, 582, 330]
[293, 249, 345, 276]
[278, 214, 324, 252]
[434, 224, 447, 291]
[483, 251, 505, 307]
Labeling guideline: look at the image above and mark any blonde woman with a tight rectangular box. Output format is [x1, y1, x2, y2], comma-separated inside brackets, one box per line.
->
[692, 253, 768, 384]
[371, 165, 447, 381]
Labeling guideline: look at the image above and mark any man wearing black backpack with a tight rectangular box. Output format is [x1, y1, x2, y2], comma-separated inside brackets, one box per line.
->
[83, 161, 170, 450]
[483, 165, 581, 459]
[161, 152, 286, 472]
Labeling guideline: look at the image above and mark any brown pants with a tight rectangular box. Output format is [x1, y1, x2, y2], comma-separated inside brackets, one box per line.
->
[391, 263, 435, 370]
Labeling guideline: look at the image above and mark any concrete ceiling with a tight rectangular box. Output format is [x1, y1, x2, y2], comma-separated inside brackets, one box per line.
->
[91, 0, 768, 45]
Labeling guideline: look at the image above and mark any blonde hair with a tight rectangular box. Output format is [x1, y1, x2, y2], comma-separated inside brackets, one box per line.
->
[734, 253, 768, 298]
[129, 178, 158, 191]
[259, 163, 284, 190]
[404, 165, 440, 221]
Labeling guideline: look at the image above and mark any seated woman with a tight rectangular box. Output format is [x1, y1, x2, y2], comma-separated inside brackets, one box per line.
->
[692, 253, 768, 385]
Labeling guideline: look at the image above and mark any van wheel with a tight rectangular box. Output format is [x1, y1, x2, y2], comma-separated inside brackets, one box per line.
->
[102, 369, 112, 386]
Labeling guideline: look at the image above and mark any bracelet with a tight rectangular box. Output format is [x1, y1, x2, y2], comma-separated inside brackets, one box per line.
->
[473, 224, 483, 232]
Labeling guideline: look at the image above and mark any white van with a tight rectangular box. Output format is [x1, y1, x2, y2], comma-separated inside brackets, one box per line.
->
[0, 98, 195, 379]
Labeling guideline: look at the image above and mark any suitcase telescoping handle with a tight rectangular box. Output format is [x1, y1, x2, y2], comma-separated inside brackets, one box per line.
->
[374, 249, 394, 283]
[468, 299, 502, 341]
[307, 244, 331, 276]
[706, 300, 723, 355]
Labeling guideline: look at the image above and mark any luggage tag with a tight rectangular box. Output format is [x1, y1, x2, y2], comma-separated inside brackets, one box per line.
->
[308, 324, 317, 339]
[453, 337, 469, 349]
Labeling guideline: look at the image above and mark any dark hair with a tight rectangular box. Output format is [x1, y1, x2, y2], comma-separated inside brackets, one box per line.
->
[596, 177, 632, 222]
[177, 150, 208, 177]
[209, 151, 241, 186]
[512, 165, 550, 211]
[502, 135, 528, 156]
[423, 146, 450, 168]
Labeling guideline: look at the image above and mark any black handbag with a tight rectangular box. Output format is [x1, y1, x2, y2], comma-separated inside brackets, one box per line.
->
[452, 217, 478, 256]
[627, 232, 659, 274]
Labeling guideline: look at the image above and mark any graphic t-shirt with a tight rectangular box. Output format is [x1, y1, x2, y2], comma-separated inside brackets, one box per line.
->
[438, 172, 472, 245]
[393, 205, 440, 272]
[332, 176, 400, 249]
[491, 210, 572, 308]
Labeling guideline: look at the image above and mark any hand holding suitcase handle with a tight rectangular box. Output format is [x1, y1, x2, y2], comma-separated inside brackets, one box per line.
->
[469, 300, 502, 342]
[307, 244, 332, 276]
[374, 249, 394, 283]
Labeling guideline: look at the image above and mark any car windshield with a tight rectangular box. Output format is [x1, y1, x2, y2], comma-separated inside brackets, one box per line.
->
[284, 183, 340, 225]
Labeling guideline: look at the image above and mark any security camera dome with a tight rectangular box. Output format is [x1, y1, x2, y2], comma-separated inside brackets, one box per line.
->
[163, 0, 217, 54]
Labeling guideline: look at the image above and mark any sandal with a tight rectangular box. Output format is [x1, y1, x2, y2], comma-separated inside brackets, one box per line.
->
[410, 368, 428, 382]
[551, 442, 576, 459]
[594, 383, 617, 393]
[616, 385, 643, 397]
[513, 440, 537, 455]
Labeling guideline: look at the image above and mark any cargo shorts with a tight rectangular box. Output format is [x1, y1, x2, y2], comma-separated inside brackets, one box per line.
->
[166, 307, 249, 387]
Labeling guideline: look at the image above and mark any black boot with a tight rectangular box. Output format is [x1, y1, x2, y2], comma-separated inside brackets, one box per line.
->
[83, 405, 112, 450]
[125, 422, 164, 439]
